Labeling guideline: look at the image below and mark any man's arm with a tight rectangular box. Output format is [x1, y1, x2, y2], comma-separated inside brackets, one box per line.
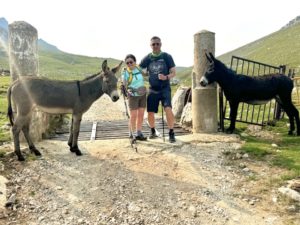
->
[167, 67, 176, 80]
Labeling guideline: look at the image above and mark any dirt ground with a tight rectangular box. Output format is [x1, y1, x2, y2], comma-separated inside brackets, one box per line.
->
[0, 95, 299, 225]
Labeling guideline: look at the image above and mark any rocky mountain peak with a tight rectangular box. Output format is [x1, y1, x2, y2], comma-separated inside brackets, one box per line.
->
[281, 16, 300, 29]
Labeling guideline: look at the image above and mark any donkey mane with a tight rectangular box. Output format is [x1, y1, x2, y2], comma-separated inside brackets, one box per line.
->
[82, 71, 102, 81]
[214, 60, 236, 76]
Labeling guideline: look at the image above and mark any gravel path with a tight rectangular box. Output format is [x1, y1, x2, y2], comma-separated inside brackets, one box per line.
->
[0, 94, 299, 225]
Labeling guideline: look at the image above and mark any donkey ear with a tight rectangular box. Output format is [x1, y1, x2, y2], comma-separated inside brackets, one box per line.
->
[111, 61, 123, 74]
[209, 52, 215, 61]
[205, 52, 213, 63]
[102, 60, 108, 72]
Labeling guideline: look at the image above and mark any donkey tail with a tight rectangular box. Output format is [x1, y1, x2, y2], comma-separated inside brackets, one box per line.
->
[7, 86, 14, 126]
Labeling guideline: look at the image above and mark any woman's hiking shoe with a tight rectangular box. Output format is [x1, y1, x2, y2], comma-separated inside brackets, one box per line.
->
[135, 134, 147, 141]
[169, 132, 176, 143]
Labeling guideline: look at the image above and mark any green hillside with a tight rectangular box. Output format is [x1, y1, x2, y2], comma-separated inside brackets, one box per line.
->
[0, 49, 121, 80]
[38, 50, 121, 80]
[177, 22, 300, 86]
[219, 23, 300, 69]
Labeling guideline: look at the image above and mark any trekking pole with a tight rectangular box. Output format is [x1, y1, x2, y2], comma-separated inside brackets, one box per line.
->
[162, 103, 165, 142]
[121, 84, 138, 152]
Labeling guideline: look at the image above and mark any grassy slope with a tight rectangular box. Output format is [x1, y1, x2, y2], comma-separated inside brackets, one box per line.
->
[218, 23, 300, 69]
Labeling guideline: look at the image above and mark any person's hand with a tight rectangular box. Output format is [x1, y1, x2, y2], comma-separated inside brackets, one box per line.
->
[120, 84, 127, 97]
[158, 73, 167, 80]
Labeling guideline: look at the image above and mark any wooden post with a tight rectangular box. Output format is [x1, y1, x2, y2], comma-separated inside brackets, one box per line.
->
[192, 30, 218, 133]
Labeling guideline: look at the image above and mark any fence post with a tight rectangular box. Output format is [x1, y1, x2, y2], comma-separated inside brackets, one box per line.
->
[8, 21, 49, 141]
[192, 30, 218, 133]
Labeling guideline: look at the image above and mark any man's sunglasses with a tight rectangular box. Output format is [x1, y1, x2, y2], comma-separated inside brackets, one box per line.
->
[151, 43, 161, 47]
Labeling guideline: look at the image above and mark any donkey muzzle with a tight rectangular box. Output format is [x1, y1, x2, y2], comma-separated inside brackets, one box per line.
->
[110, 90, 120, 102]
[200, 77, 208, 87]
[112, 95, 119, 102]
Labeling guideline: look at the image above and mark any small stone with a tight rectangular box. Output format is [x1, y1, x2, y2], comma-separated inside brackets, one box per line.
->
[128, 202, 141, 212]
[242, 168, 250, 172]
[271, 143, 278, 148]
[5, 193, 16, 207]
[242, 153, 249, 158]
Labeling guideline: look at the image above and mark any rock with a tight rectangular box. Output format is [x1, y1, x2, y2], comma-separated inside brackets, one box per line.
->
[128, 202, 141, 212]
[278, 187, 300, 202]
[5, 193, 16, 207]
[172, 86, 190, 120]
[180, 102, 192, 129]
[188, 205, 197, 217]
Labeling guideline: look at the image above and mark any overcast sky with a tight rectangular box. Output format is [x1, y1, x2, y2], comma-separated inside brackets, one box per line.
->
[2, 0, 300, 66]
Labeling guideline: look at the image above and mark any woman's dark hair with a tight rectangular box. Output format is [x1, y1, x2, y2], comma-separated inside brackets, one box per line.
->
[125, 54, 136, 62]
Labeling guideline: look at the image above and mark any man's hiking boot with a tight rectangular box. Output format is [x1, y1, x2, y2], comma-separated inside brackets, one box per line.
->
[149, 132, 159, 139]
[136, 134, 147, 141]
[169, 132, 176, 143]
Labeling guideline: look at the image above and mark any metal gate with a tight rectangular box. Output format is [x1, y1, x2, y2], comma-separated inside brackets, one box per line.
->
[219, 56, 286, 131]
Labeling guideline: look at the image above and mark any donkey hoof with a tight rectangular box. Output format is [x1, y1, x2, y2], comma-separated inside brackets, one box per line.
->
[17, 155, 25, 161]
[75, 150, 82, 156]
[225, 128, 234, 134]
[30, 147, 42, 156]
[34, 151, 42, 156]
[70, 147, 76, 153]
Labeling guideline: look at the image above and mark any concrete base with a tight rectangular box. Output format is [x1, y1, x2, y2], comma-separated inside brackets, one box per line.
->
[192, 87, 218, 133]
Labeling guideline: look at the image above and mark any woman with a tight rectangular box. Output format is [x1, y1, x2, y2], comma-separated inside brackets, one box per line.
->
[121, 54, 147, 141]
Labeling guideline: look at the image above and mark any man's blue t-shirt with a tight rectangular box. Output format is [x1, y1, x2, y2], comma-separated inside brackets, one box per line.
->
[140, 52, 175, 91]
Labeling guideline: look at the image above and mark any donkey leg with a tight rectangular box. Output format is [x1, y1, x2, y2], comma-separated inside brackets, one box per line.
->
[290, 103, 300, 135]
[68, 116, 74, 152]
[280, 96, 296, 135]
[70, 114, 82, 156]
[12, 118, 25, 161]
[22, 122, 41, 156]
[226, 101, 239, 134]
[294, 107, 300, 136]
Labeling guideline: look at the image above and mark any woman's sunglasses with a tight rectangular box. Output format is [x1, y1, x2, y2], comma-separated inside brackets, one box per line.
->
[126, 61, 134, 65]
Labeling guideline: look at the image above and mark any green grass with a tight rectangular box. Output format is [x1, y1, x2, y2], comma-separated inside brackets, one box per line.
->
[232, 119, 300, 180]
[0, 76, 11, 143]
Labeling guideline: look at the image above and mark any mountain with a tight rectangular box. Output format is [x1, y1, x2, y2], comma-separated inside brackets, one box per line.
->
[176, 16, 300, 86]
[38, 39, 61, 52]
[0, 18, 8, 58]
[0, 18, 120, 79]
[218, 17, 300, 69]
[282, 16, 300, 29]
[0, 17, 8, 30]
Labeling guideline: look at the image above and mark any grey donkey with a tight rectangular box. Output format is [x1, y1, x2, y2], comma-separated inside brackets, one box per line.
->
[7, 60, 122, 161]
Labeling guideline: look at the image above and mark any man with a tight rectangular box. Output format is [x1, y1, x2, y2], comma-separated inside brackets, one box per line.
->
[140, 36, 176, 143]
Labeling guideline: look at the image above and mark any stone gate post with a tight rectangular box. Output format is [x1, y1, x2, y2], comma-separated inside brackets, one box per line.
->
[8, 21, 49, 141]
[192, 30, 218, 133]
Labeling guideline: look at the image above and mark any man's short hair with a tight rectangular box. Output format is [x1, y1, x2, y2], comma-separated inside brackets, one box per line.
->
[150, 36, 161, 42]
